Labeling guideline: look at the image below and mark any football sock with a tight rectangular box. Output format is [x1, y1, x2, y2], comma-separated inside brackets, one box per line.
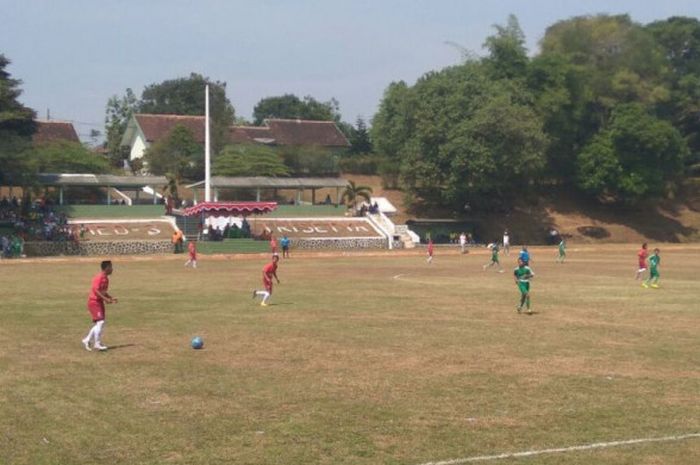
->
[93, 320, 105, 346]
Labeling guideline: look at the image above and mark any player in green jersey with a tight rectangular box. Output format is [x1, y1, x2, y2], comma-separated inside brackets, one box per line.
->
[514, 258, 535, 314]
[643, 248, 661, 289]
[556, 238, 566, 263]
[483, 243, 504, 272]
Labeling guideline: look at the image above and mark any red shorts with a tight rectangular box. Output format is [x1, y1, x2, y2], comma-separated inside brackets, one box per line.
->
[264, 278, 273, 294]
[189, 253, 197, 260]
[87, 300, 105, 322]
[638, 260, 647, 269]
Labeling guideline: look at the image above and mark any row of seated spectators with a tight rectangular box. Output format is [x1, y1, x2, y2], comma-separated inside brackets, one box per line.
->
[1, 197, 83, 258]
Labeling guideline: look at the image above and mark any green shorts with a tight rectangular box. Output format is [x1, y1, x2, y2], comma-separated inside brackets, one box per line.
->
[650, 267, 659, 279]
[492, 256, 499, 264]
[517, 281, 530, 294]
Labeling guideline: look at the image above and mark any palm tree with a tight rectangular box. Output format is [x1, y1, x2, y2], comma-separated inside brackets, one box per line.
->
[341, 180, 373, 212]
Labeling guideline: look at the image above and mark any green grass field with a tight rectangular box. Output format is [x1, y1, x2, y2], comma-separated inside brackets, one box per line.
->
[1, 245, 698, 465]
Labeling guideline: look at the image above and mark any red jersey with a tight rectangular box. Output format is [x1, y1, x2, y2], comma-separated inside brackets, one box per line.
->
[188, 241, 196, 257]
[638, 248, 648, 266]
[427, 240, 434, 255]
[263, 261, 278, 278]
[88, 272, 109, 303]
[270, 238, 278, 252]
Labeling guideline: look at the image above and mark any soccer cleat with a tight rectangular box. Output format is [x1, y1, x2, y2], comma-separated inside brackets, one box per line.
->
[516, 306, 522, 313]
[642, 282, 649, 288]
[82, 338, 92, 352]
[94, 344, 108, 351]
[498, 269, 504, 273]
[651, 284, 659, 288]
[260, 302, 268, 307]
[527, 309, 533, 315]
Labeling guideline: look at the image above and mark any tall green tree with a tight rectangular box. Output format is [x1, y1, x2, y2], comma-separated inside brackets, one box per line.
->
[105, 74, 235, 162]
[576, 104, 688, 203]
[252, 94, 341, 125]
[104, 88, 138, 168]
[482, 14, 529, 80]
[0, 54, 36, 187]
[370, 81, 415, 185]
[646, 17, 700, 168]
[534, 14, 672, 185]
[213, 145, 289, 177]
[528, 53, 594, 179]
[143, 124, 203, 183]
[442, 93, 548, 210]
[138, 73, 235, 154]
[539, 14, 669, 115]
[348, 116, 373, 154]
[31, 141, 110, 173]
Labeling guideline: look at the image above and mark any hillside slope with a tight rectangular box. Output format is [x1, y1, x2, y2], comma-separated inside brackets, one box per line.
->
[346, 175, 700, 244]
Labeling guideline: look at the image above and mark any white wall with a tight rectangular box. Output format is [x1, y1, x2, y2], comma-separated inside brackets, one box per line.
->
[129, 134, 148, 161]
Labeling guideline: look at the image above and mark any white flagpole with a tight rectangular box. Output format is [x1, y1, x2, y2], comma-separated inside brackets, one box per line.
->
[204, 84, 211, 202]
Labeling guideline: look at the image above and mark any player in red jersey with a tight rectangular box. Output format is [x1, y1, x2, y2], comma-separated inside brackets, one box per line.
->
[184, 240, 198, 268]
[426, 238, 434, 264]
[82, 260, 117, 351]
[270, 235, 278, 255]
[252, 254, 280, 306]
[635, 242, 649, 280]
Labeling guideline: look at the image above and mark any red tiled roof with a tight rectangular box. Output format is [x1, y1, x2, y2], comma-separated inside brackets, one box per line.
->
[265, 119, 350, 147]
[33, 120, 80, 144]
[229, 126, 273, 144]
[133, 114, 350, 148]
[135, 114, 206, 143]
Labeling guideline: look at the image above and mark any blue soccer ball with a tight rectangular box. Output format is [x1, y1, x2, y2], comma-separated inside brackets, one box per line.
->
[191, 336, 204, 350]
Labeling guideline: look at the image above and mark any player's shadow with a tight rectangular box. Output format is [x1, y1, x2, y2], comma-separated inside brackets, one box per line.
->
[105, 343, 136, 351]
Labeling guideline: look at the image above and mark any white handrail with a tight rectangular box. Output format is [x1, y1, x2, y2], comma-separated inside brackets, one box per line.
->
[365, 213, 393, 250]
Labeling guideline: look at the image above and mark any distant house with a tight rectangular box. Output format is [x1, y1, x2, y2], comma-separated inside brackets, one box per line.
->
[121, 114, 350, 161]
[32, 120, 80, 145]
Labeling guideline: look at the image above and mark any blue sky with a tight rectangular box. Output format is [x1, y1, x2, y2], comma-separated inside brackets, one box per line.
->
[2, 0, 699, 141]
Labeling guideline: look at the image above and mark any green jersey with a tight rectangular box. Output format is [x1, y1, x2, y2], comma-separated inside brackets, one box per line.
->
[491, 245, 499, 260]
[559, 241, 566, 253]
[514, 265, 534, 282]
[649, 254, 660, 269]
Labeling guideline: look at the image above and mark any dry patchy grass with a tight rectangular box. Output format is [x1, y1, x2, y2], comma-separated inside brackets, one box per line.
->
[0, 244, 698, 464]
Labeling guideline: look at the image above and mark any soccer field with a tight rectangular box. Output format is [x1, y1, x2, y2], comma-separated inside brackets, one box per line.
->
[1, 245, 698, 465]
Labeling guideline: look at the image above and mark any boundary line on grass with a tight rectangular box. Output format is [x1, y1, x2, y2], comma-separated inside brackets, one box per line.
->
[416, 432, 700, 465]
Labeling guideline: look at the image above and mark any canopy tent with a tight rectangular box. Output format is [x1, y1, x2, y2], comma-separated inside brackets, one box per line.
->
[182, 201, 277, 217]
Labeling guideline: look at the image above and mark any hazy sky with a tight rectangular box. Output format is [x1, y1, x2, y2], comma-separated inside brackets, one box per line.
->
[2, 0, 699, 141]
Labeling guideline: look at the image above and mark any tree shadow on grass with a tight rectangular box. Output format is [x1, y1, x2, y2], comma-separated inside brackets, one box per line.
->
[471, 201, 558, 245]
[549, 191, 698, 243]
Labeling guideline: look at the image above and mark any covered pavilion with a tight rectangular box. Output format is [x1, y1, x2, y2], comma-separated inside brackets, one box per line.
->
[36, 173, 169, 205]
[185, 176, 348, 205]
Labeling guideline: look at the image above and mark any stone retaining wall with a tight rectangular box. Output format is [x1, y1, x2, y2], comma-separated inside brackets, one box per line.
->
[24, 240, 173, 257]
[24, 237, 397, 256]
